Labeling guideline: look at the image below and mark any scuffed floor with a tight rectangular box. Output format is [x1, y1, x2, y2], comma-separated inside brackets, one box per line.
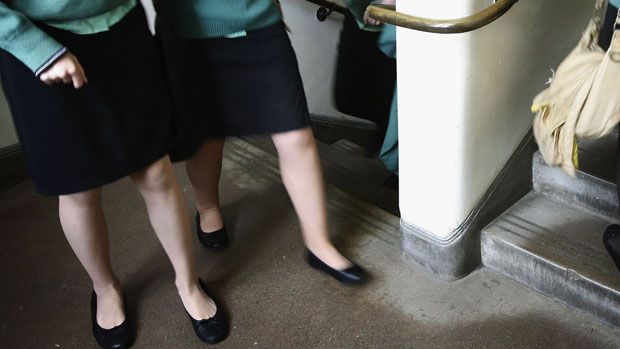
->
[0, 138, 618, 348]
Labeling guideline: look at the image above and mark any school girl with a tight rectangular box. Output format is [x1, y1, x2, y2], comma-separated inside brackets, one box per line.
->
[157, 0, 367, 284]
[0, 1, 228, 347]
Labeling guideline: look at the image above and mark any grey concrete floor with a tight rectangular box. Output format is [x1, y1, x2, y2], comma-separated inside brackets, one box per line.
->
[1, 138, 620, 348]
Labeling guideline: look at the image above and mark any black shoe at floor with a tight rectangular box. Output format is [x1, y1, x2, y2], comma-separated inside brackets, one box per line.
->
[90, 292, 133, 349]
[604, 224, 620, 273]
[306, 250, 368, 285]
[186, 280, 229, 344]
[195, 211, 229, 250]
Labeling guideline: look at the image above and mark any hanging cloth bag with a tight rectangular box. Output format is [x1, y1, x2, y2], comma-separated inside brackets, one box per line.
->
[532, 0, 620, 176]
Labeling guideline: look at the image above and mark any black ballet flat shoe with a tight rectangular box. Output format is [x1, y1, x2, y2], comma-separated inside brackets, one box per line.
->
[186, 280, 229, 344]
[90, 292, 133, 349]
[195, 212, 229, 250]
[604, 224, 620, 273]
[306, 250, 368, 285]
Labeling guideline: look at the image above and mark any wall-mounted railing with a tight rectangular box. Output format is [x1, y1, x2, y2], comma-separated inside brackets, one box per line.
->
[367, 0, 520, 34]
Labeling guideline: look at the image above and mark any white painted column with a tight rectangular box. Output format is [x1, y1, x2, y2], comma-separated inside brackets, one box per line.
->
[396, 0, 594, 242]
[397, 0, 474, 240]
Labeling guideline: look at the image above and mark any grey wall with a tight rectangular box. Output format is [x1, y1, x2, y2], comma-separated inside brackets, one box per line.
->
[0, 90, 17, 149]
[280, 0, 367, 122]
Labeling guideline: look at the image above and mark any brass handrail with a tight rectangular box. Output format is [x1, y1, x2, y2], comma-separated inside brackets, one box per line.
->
[367, 0, 520, 34]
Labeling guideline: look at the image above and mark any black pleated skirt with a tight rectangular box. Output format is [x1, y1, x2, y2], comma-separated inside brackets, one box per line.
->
[0, 6, 174, 196]
[162, 22, 311, 137]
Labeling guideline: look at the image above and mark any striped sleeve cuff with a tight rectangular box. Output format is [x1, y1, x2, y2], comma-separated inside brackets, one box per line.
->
[34, 47, 68, 76]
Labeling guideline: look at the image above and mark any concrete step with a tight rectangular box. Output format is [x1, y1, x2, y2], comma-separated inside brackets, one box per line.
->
[309, 113, 381, 151]
[482, 191, 620, 327]
[577, 129, 618, 183]
[533, 151, 619, 218]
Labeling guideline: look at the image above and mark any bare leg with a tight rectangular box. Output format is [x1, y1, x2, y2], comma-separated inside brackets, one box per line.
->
[58, 189, 124, 329]
[186, 130, 351, 269]
[130, 157, 216, 320]
[185, 139, 226, 233]
[272, 128, 351, 270]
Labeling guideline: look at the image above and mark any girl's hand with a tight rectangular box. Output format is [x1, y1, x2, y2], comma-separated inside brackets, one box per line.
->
[39, 52, 88, 89]
[364, 0, 397, 26]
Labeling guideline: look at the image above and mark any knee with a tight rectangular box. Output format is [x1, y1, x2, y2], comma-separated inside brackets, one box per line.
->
[132, 158, 176, 194]
[59, 188, 102, 208]
[273, 128, 315, 155]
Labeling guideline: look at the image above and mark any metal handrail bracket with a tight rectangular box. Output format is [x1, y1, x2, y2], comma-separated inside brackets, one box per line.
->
[367, 0, 520, 34]
[303, 0, 347, 15]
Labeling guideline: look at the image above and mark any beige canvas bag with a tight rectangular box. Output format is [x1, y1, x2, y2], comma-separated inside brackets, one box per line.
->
[532, 0, 620, 176]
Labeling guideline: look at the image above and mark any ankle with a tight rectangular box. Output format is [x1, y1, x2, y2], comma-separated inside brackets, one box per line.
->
[197, 207, 225, 233]
[93, 279, 121, 296]
[198, 206, 221, 215]
[305, 238, 334, 254]
[175, 277, 199, 294]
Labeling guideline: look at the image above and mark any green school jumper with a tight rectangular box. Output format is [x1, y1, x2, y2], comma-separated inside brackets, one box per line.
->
[158, 0, 282, 39]
[0, 0, 136, 75]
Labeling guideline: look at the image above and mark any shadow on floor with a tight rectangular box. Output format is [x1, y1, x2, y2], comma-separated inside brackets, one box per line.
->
[0, 140, 618, 348]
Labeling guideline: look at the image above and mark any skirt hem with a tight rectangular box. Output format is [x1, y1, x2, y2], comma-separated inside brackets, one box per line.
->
[34, 149, 170, 196]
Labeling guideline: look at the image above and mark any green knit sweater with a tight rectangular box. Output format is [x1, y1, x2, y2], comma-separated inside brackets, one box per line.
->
[158, 0, 282, 39]
[0, 0, 135, 75]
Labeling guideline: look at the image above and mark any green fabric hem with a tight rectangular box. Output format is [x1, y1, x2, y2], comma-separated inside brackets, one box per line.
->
[175, 12, 281, 39]
[45, 0, 137, 35]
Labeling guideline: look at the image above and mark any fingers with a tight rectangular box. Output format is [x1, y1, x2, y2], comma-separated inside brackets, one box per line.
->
[66, 62, 88, 89]
[40, 69, 71, 86]
[39, 72, 53, 85]
[71, 70, 86, 89]
[70, 59, 88, 89]
[38, 55, 88, 89]
[363, 10, 382, 26]
[40, 73, 63, 85]
[40, 70, 75, 87]
[77, 63, 88, 85]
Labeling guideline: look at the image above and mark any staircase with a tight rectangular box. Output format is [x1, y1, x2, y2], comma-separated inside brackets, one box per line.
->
[482, 132, 620, 327]
[241, 127, 620, 327]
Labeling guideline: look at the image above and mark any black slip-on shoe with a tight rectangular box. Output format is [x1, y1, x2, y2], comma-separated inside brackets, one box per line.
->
[306, 250, 368, 285]
[195, 211, 229, 250]
[604, 224, 620, 273]
[91, 292, 133, 349]
[186, 280, 229, 344]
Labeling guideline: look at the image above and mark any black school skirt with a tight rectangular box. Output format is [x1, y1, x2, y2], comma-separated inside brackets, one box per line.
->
[0, 6, 174, 196]
[166, 22, 311, 137]
[155, 14, 212, 161]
